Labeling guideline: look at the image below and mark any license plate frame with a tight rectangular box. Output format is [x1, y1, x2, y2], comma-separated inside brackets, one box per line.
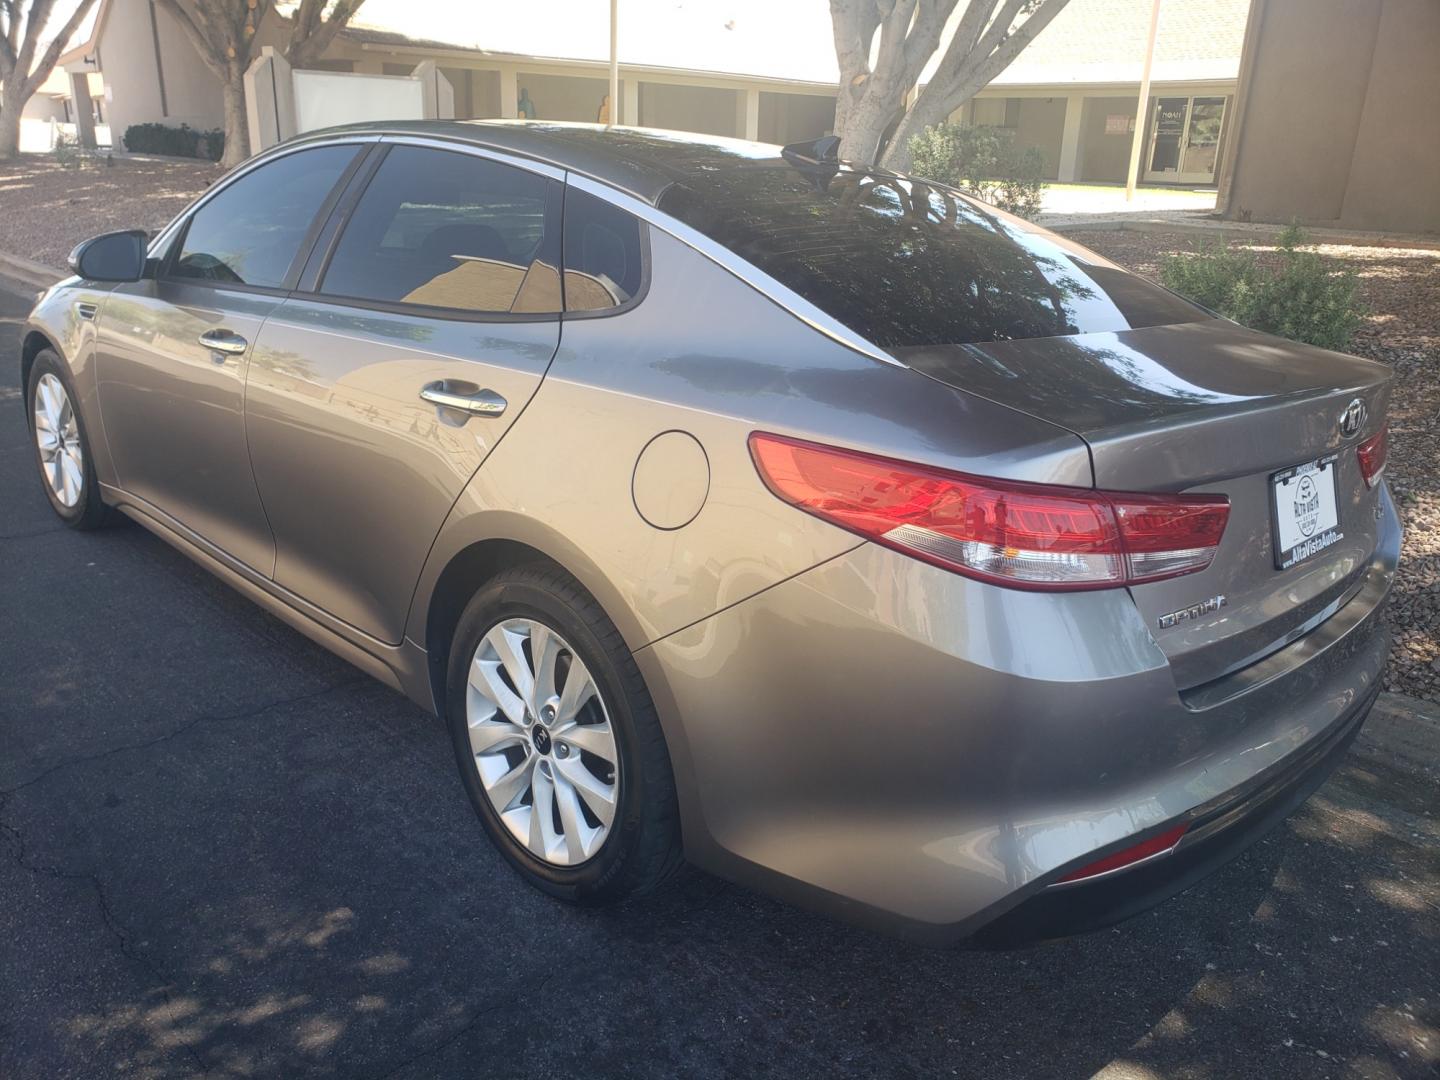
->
[1270, 454, 1343, 570]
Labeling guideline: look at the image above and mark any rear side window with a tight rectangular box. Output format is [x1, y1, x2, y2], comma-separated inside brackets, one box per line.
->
[562, 188, 645, 312]
[171, 145, 358, 288]
[320, 146, 561, 315]
[656, 166, 1206, 348]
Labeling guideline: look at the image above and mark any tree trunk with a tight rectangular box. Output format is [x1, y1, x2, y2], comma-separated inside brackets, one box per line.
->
[879, 90, 964, 173]
[839, 106, 895, 167]
[0, 73, 26, 159]
[0, 105, 21, 160]
[221, 66, 250, 168]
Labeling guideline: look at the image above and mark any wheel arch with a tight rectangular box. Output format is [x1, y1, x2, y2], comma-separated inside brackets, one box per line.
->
[20, 329, 58, 406]
[412, 516, 653, 720]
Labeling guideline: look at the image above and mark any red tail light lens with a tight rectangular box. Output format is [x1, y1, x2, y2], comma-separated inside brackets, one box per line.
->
[748, 433, 1229, 591]
[1357, 424, 1387, 489]
[1056, 823, 1188, 884]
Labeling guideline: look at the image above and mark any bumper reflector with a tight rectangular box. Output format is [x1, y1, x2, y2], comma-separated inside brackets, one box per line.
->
[1057, 823, 1188, 884]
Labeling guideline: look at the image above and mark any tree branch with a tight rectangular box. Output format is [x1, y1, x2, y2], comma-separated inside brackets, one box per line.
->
[285, 0, 366, 69]
[22, 0, 99, 99]
[13, 0, 54, 80]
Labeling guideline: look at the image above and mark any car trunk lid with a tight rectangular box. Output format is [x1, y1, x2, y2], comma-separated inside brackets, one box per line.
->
[897, 319, 1393, 690]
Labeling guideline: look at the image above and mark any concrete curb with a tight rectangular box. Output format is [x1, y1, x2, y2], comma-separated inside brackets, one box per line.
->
[0, 250, 64, 289]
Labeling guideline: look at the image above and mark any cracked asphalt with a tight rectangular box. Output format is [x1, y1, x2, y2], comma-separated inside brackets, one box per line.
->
[1, 278, 1437, 1080]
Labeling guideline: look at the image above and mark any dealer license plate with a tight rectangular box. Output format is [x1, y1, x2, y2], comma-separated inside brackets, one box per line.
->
[1271, 455, 1342, 570]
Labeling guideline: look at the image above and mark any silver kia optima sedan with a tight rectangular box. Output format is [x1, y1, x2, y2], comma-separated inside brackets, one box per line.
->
[20, 122, 1398, 945]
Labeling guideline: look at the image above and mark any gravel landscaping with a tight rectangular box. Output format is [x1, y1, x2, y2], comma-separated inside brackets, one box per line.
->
[0, 155, 222, 269]
[1075, 229, 1440, 701]
[0, 158, 1434, 699]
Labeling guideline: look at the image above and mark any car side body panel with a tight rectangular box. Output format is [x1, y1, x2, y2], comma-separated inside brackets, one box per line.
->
[405, 229, 1096, 654]
[245, 299, 560, 644]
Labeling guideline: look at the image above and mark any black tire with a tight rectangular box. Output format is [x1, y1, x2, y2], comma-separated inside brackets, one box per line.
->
[446, 563, 683, 904]
[25, 348, 110, 530]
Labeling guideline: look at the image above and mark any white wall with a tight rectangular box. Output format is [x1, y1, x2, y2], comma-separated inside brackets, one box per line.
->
[100, 0, 223, 147]
[293, 70, 426, 133]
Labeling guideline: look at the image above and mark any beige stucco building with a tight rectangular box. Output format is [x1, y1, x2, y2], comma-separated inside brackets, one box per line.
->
[1219, 0, 1440, 234]
[48, 0, 1248, 189]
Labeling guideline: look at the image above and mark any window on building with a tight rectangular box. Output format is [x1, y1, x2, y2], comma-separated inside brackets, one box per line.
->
[320, 146, 561, 315]
[562, 188, 645, 313]
[170, 145, 358, 288]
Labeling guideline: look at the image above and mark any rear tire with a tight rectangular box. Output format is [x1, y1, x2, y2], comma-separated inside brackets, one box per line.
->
[26, 348, 109, 530]
[445, 564, 683, 904]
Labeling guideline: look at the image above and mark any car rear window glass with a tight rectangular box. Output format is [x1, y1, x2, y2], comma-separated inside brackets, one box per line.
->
[171, 145, 357, 288]
[562, 187, 645, 313]
[320, 146, 561, 315]
[656, 166, 1207, 349]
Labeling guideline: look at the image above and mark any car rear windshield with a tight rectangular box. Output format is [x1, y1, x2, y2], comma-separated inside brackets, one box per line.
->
[656, 166, 1207, 349]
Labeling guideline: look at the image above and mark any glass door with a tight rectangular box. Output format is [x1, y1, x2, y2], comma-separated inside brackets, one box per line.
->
[1143, 95, 1227, 184]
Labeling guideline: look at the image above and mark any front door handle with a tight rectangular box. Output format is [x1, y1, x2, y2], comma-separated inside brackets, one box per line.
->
[419, 381, 507, 417]
[198, 329, 248, 356]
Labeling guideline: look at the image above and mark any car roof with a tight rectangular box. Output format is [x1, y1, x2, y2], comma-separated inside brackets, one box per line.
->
[288, 120, 796, 205]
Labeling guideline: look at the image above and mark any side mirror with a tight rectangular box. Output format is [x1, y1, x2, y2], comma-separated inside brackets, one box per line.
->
[67, 229, 149, 282]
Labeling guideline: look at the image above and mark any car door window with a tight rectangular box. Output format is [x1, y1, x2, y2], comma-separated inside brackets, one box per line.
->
[170, 145, 359, 289]
[319, 146, 561, 316]
[562, 187, 646, 313]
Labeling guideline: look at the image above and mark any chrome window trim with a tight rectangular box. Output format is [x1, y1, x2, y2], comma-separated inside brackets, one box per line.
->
[563, 173, 902, 369]
[147, 136, 384, 259]
[147, 129, 896, 367]
[374, 134, 567, 182]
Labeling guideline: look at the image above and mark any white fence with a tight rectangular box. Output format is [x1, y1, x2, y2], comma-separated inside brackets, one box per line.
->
[245, 47, 456, 152]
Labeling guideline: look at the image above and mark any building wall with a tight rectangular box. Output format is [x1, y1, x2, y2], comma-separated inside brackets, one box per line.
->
[1010, 97, 1066, 179]
[758, 91, 835, 144]
[1078, 96, 1137, 182]
[100, 0, 224, 145]
[1225, 0, 1440, 232]
[517, 71, 611, 124]
[639, 82, 739, 138]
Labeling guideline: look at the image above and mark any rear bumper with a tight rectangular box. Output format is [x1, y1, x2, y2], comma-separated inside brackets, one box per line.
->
[971, 675, 1379, 946]
[637, 486, 1400, 946]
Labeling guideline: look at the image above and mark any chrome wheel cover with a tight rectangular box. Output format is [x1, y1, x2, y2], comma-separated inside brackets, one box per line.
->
[33, 373, 84, 508]
[466, 618, 620, 866]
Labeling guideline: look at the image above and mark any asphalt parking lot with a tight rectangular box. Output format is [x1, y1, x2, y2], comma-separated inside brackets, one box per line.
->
[1, 278, 1437, 1079]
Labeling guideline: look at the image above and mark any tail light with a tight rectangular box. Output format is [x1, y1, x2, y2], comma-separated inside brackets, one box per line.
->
[1056, 824, 1188, 884]
[1357, 424, 1387, 489]
[748, 433, 1229, 591]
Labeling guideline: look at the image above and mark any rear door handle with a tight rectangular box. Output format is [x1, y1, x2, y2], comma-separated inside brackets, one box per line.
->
[198, 329, 249, 357]
[419, 381, 507, 417]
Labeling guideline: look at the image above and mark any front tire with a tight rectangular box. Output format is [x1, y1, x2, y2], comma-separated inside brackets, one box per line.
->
[26, 348, 109, 530]
[446, 564, 682, 905]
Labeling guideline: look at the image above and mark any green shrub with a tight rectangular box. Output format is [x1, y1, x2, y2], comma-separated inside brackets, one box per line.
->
[1160, 225, 1366, 351]
[52, 130, 83, 169]
[122, 122, 225, 162]
[907, 122, 1046, 219]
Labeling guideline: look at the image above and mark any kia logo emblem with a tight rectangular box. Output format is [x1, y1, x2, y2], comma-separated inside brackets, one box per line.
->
[1339, 398, 1366, 438]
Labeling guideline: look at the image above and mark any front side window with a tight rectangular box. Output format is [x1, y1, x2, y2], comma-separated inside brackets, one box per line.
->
[656, 166, 1207, 349]
[171, 145, 358, 288]
[562, 188, 645, 313]
[320, 146, 560, 315]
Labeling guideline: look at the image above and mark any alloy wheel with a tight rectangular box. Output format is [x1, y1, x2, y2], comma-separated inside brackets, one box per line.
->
[465, 618, 620, 866]
[33, 373, 84, 508]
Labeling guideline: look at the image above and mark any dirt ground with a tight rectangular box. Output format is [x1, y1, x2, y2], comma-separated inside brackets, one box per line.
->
[0, 156, 222, 268]
[1076, 229, 1440, 701]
